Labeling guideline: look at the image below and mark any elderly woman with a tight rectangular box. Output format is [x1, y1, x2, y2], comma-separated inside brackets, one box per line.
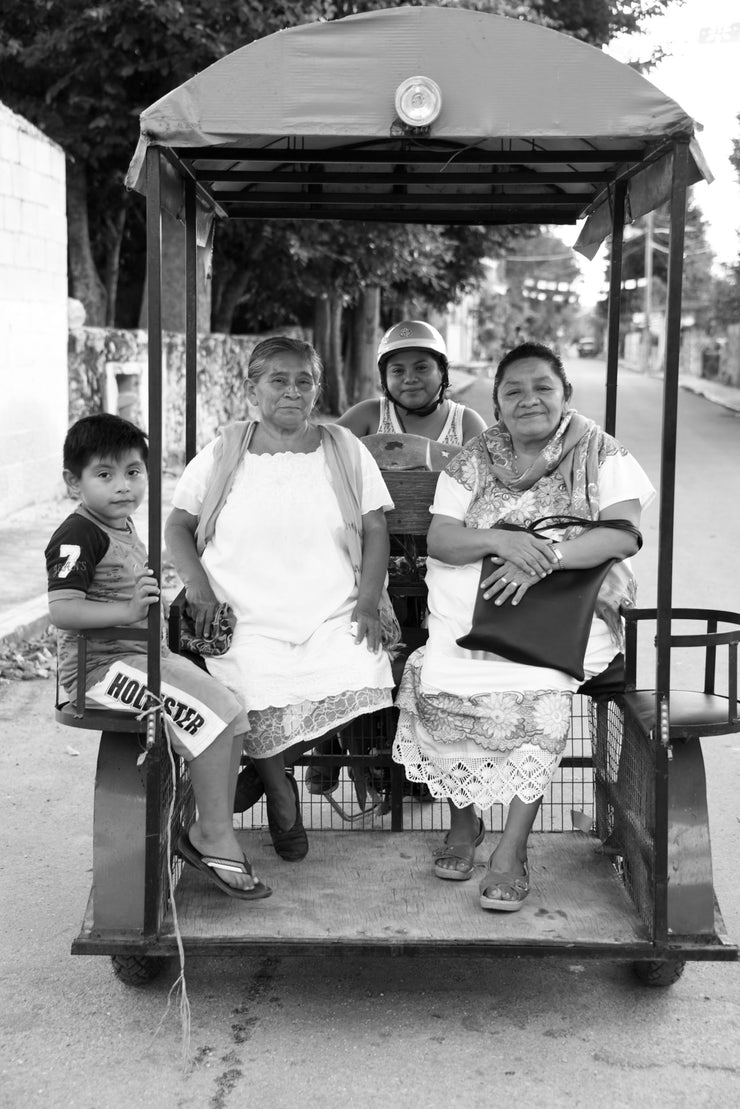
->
[393, 342, 654, 910]
[165, 337, 396, 862]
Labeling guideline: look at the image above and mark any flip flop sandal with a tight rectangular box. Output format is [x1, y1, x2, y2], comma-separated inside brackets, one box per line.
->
[176, 830, 272, 901]
[479, 859, 529, 911]
[433, 816, 486, 881]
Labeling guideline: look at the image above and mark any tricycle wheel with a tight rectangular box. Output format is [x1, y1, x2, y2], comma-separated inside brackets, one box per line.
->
[111, 954, 164, 986]
[631, 959, 686, 988]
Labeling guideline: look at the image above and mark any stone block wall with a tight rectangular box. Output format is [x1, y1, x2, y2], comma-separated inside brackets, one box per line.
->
[0, 102, 67, 514]
[68, 326, 308, 464]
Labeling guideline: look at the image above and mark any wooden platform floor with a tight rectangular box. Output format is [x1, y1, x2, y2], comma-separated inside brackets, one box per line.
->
[164, 831, 650, 952]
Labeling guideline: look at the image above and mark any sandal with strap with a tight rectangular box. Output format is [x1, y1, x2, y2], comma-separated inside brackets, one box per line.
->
[479, 858, 529, 911]
[433, 816, 486, 881]
[266, 771, 309, 861]
[176, 830, 272, 901]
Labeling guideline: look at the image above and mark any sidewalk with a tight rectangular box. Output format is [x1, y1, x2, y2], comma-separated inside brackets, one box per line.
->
[0, 364, 730, 646]
[675, 373, 740, 414]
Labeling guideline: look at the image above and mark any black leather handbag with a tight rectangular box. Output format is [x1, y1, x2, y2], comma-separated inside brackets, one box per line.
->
[455, 515, 642, 680]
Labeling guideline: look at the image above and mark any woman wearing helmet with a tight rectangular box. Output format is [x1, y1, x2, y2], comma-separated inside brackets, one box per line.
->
[337, 320, 486, 445]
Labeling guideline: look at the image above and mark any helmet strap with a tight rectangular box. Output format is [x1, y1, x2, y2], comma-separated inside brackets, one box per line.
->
[387, 381, 447, 422]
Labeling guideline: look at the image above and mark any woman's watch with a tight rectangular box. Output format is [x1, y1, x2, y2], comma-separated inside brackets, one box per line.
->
[552, 544, 564, 567]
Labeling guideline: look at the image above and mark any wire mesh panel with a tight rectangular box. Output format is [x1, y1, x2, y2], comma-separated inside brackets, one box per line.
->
[591, 696, 656, 933]
[538, 692, 594, 832]
[233, 693, 598, 836]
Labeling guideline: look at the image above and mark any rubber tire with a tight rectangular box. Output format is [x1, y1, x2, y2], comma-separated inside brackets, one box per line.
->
[111, 954, 164, 986]
[631, 959, 686, 987]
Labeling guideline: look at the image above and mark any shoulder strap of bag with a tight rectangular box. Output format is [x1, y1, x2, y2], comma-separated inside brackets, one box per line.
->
[530, 514, 643, 550]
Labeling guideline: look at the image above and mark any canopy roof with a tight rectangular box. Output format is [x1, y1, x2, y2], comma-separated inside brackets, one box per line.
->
[126, 5, 710, 256]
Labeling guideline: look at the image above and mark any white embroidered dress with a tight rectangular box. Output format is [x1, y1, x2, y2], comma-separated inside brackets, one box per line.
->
[393, 443, 655, 807]
[172, 438, 394, 758]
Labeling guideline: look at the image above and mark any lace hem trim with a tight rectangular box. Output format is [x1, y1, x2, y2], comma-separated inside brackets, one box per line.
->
[392, 730, 561, 807]
[244, 686, 392, 758]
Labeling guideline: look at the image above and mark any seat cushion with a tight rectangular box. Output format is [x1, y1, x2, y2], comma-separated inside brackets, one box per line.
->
[624, 690, 737, 735]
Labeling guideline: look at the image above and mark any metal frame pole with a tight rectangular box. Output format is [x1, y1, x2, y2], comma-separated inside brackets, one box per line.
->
[604, 182, 626, 436]
[144, 146, 164, 935]
[184, 178, 198, 463]
[652, 138, 690, 943]
[145, 147, 163, 696]
[655, 140, 689, 702]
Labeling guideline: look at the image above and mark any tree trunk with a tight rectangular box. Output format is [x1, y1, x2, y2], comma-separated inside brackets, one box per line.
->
[350, 287, 380, 403]
[211, 267, 250, 334]
[313, 296, 330, 362]
[66, 158, 107, 326]
[321, 293, 347, 415]
[343, 311, 355, 400]
[103, 200, 129, 327]
[139, 208, 211, 333]
[313, 296, 330, 408]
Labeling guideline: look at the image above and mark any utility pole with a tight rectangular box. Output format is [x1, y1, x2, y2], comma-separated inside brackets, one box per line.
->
[643, 209, 653, 372]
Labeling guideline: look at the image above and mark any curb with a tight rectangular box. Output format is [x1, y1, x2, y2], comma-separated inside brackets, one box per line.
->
[0, 598, 51, 647]
[679, 377, 740, 414]
[620, 361, 740, 414]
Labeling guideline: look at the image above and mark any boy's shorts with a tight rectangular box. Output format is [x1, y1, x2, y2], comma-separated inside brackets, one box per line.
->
[85, 653, 249, 760]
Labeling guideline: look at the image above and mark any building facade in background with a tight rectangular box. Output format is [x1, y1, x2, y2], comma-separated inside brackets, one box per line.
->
[0, 101, 67, 515]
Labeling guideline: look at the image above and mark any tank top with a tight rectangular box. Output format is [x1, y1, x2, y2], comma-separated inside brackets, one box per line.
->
[376, 398, 466, 446]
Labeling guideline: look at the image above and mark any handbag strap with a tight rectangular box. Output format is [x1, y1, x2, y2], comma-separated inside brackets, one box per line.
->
[529, 514, 643, 550]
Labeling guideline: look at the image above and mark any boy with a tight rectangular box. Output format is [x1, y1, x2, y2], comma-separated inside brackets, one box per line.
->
[45, 413, 270, 901]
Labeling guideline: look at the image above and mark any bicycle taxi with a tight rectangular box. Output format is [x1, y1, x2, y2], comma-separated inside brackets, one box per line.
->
[59, 6, 739, 986]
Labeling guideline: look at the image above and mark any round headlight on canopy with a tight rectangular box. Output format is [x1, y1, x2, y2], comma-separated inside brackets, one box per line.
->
[394, 76, 442, 128]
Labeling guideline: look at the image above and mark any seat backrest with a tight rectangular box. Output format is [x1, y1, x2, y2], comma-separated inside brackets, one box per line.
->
[383, 471, 440, 535]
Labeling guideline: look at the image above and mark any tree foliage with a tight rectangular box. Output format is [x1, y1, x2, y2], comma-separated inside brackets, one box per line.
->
[710, 113, 740, 329]
[601, 198, 715, 326]
[537, 0, 676, 46]
[0, 0, 682, 345]
[0, 0, 327, 321]
[477, 232, 583, 359]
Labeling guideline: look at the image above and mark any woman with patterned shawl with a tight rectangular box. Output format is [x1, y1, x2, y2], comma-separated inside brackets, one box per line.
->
[166, 337, 398, 864]
[393, 342, 654, 911]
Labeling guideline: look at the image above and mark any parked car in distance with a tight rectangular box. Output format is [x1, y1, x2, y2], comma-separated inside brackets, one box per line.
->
[576, 336, 599, 357]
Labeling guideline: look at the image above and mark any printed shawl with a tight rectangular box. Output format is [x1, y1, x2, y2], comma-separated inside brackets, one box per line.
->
[447, 409, 637, 646]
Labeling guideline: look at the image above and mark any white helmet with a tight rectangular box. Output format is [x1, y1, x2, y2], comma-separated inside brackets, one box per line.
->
[377, 320, 447, 365]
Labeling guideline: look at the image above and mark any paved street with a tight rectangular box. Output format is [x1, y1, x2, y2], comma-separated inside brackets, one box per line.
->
[1, 359, 739, 1108]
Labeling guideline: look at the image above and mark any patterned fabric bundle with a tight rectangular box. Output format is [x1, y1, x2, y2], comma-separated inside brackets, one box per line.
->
[180, 602, 236, 657]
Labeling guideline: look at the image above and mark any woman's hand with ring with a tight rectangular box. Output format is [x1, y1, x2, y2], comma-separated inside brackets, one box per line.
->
[480, 561, 532, 606]
[491, 530, 559, 578]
